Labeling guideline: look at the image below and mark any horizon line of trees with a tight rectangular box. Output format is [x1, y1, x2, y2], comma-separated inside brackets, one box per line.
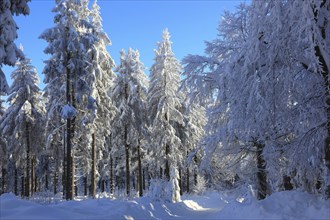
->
[0, 0, 329, 202]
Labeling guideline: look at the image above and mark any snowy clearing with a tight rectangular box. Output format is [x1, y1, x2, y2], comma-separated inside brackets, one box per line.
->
[1, 190, 329, 219]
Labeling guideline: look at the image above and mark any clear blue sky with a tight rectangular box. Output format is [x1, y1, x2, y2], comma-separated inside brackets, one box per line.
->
[3, 0, 247, 89]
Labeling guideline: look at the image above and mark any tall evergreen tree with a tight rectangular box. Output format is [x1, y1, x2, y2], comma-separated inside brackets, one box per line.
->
[40, 0, 98, 200]
[0, 46, 44, 198]
[112, 48, 148, 197]
[0, 0, 30, 95]
[147, 29, 183, 202]
[77, 0, 116, 198]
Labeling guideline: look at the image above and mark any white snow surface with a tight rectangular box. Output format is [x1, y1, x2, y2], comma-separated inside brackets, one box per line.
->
[0, 190, 329, 219]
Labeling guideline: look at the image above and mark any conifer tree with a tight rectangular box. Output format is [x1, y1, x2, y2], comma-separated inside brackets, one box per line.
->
[0, 46, 44, 198]
[112, 48, 148, 197]
[147, 29, 183, 202]
[0, 0, 30, 95]
[40, 0, 98, 200]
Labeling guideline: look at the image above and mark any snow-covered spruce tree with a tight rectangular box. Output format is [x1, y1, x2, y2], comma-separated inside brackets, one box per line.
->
[127, 49, 148, 197]
[112, 48, 148, 197]
[76, 0, 116, 198]
[40, 0, 98, 200]
[0, 46, 45, 198]
[147, 29, 183, 202]
[0, 0, 30, 94]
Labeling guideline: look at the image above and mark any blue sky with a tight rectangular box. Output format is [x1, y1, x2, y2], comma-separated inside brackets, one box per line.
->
[3, 0, 246, 89]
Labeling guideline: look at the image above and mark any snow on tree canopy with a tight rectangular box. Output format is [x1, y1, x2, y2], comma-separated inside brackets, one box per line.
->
[61, 104, 77, 119]
[0, 69, 9, 95]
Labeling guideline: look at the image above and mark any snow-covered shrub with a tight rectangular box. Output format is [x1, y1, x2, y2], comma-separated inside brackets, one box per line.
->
[148, 179, 173, 203]
[193, 174, 207, 195]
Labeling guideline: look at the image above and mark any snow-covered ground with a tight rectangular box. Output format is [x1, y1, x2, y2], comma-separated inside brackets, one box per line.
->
[0, 190, 329, 219]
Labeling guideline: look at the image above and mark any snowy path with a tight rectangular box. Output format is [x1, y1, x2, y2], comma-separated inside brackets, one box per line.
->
[1, 191, 329, 219]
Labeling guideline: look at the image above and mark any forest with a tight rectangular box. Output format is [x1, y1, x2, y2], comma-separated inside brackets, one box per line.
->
[0, 0, 329, 207]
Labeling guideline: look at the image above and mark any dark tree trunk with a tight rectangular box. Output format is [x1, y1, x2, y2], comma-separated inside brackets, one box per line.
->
[65, 37, 76, 200]
[54, 171, 58, 195]
[72, 147, 76, 197]
[66, 115, 73, 200]
[142, 169, 146, 191]
[91, 133, 96, 198]
[21, 176, 24, 197]
[283, 175, 293, 191]
[34, 175, 37, 193]
[194, 155, 198, 186]
[125, 125, 130, 197]
[31, 156, 35, 195]
[1, 167, 5, 195]
[25, 123, 30, 198]
[255, 142, 268, 200]
[160, 167, 163, 179]
[137, 143, 143, 197]
[62, 128, 66, 198]
[45, 170, 49, 191]
[110, 155, 114, 194]
[165, 144, 170, 181]
[101, 180, 105, 193]
[186, 167, 190, 193]
[179, 168, 183, 195]
[84, 176, 87, 196]
[14, 168, 18, 195]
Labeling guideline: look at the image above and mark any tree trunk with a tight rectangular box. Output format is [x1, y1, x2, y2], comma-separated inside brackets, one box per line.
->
[25, 123, 30, 198]
[101, 180, 105, 193]
[125, 125, 130, 197]
[65, 39, 76, 200]
[91, 133, 96, 198]
[142, 169, 146, 191]
[66, 115, 73, 200]
[45, 169, 49, 191]
[21, 176, 24, 197]
[72, 147, 76, 197]
[62, 127, 66, 198]
[179, 168, 183, 195]
[14, 168, 18, 195]
[255, 142, 268, 200]
[1, 167, 5, 195]
[186, 167, 190, 193]
[110, 155, 114, 194]
[35, 175, 37, 193]
[137, 142, 143, 197]
[31, 156, 35, 195]
[194, 155, 198, 186]
[54, 171, 57, 195]
[165, 144, 170, 181]
[84, 176, 87, 196]
[283, 175, 293, 191]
